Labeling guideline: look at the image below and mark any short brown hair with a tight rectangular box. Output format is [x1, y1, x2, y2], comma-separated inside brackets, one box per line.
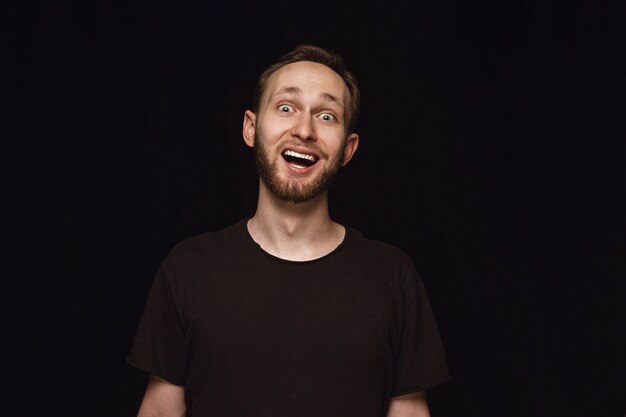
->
[252, 44, 360, 133]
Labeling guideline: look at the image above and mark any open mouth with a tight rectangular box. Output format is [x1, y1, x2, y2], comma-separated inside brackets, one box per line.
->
[281, 149, 319, 168]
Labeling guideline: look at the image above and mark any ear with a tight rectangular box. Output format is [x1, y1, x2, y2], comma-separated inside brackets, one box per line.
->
[242, 110, 257, 148]
[341, 133, 359, 166]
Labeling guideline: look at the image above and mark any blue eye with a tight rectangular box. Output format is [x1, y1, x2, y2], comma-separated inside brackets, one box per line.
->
[278, 104, 293, 112]
[320, 113, 335, 121]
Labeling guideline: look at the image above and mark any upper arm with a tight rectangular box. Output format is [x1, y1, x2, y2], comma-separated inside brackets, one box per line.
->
[386, 390, 430, 417]
[137, 375, 186, 417]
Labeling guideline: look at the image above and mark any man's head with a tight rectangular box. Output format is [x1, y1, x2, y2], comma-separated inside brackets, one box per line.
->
[252, 45, 360, 134]
[243, 46, 360, 204]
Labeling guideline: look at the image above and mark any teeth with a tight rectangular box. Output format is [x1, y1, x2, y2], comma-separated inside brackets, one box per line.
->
[283, 150, 317, 162]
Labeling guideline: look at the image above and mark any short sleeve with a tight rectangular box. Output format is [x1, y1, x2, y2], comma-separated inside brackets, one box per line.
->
[127, 265, 187, 386]
[392, 260, 450, 395]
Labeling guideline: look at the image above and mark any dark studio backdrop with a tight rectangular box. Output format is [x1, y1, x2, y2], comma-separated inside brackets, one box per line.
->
[7, 1, 625, 416]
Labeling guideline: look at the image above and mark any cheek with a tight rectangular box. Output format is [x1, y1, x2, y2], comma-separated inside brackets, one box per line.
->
[259, 117, 290, 141]
[329, 133, 349, 154]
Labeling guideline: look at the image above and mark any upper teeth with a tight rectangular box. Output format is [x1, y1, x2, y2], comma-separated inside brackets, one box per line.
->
[284, 150, 316, 161]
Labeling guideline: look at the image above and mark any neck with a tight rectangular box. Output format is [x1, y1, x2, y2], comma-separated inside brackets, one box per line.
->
[247, 181, 344, 261]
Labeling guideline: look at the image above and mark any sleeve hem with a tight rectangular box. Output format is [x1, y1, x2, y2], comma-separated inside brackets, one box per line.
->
[391, 375, 452, 397]
[126, 356, 186, 387]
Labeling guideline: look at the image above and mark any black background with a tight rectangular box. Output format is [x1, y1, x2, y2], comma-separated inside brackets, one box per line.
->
[7, 1, 625, 416]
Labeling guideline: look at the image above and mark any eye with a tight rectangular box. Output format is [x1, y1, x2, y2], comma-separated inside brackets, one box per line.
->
[278, 104, 294, 113]
[319, 113, 336, 122]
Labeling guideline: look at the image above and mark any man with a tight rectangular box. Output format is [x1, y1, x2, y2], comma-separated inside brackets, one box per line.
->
[128, 45, 450, 417]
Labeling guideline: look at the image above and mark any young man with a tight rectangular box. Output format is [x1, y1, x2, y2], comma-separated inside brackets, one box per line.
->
[128, 45, 450, 417]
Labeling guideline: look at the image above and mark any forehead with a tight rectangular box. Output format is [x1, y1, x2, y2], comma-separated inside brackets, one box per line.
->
[263, 61, 349, 106]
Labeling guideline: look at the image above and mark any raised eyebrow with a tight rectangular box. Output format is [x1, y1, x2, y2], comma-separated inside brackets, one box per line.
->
[272, 86, 302, 99]
[272, 88, 343, 107]
[319, 92, 343, 108]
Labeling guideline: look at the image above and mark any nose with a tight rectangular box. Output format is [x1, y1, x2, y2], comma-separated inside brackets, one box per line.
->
[290, 113, 316, 142]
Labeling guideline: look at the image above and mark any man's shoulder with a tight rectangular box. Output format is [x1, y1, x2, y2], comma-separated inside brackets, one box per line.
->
[345, 226, 415, 267]
[164, 219, 248, 266]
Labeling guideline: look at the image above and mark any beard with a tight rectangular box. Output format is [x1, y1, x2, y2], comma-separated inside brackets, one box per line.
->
[253, 133, 342, 204]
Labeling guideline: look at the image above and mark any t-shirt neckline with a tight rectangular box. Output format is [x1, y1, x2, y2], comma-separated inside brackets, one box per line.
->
[240, 218, 351, 265]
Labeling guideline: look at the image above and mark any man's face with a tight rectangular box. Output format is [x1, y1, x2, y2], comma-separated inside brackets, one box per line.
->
[243, 61, 359, 203]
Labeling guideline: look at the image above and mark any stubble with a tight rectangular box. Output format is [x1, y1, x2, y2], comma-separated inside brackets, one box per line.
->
[253, 133, 342, 204]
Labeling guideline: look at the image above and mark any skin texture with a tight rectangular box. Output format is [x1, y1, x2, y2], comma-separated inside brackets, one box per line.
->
[246, 61, 358, 204]
[136, 375, 185, 417]
[386, 391, 431, 417]
[242, 61, 359, 261]
[136, 61, 431, 416]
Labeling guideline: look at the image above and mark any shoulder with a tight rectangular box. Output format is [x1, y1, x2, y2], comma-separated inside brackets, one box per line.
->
[345, 227, 415, 268]
[160, 219, 248, 278]
[343, 227, 425, 306]
[343, 227, 421, 287]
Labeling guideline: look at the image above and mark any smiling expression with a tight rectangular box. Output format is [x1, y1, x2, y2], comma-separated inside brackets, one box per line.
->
[243, 61, 359, 203]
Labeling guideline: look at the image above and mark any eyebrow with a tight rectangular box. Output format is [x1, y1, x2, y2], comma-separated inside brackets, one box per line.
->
[273, 86, 344, 108]
[320, 92, 342, 107]
[273, 86, 302, 97]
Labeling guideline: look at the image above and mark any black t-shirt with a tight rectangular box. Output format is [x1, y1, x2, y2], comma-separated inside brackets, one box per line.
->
[128, 219, 450, 416]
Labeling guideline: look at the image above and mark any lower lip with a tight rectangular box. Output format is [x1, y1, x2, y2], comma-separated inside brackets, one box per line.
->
[282, 157, 318, 174]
